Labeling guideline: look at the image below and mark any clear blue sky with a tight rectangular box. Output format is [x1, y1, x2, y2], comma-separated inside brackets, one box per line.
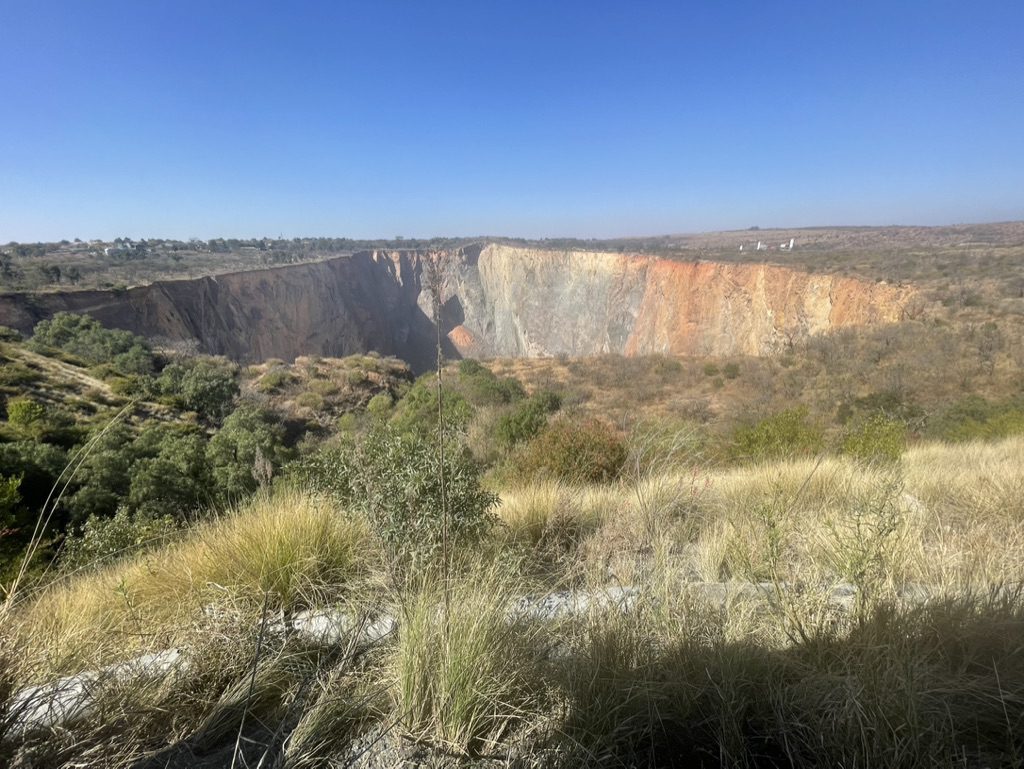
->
[1, 1, 1021, 242]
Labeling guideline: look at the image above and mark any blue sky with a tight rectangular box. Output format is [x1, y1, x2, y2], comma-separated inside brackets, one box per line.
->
[1, 1, 1021, 241]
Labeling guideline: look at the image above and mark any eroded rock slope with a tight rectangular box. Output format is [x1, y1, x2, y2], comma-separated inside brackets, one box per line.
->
[0, 244, 912, 370]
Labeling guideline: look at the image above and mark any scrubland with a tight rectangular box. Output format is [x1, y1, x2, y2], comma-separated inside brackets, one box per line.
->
[4, 280, 1024, 766]
[3, 435, 1024, 768]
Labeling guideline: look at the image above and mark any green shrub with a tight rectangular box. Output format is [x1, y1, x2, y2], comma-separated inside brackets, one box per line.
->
[494, 391, 561, 452]
[927, 396, 1024, 442]
[295, 391, 325, 411]
[360, 427, 495, 573]
[108, 375, 143, 396]
[457, 360, 525, 406]
[366, 392, 394, 418]
[391, 378, 473, 433]
[651, 355, 683, 376]
[60, 507, 179, 571]
[336, 412, 358, 434]
[6, 396, 47, 434]
[299, 426, 495, 574]
[513, 417, 627, 483]
[840, 415, 906, 463]
[257, 367, 296, 393]
[730, 407, 824, 462]
[722, 362, 741, 380]
[847, 389, 924, 425]
[308, 378, 340, 396]
[703, 363, 720, 377]
[457, 359, 487, 377]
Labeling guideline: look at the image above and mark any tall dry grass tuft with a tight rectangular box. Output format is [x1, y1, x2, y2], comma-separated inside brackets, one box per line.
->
[282, 654, 383, 769]
[389, 557, 548, 756]
[497, 481, 599, 548]
[11, 487, 371, 679]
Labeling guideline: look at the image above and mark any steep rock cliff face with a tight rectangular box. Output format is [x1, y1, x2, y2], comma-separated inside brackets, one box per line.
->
[0, 244, 912, 370]
[437, 245, 911, 359]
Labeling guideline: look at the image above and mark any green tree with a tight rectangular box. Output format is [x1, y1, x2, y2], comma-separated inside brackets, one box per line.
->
[0, 473, 22, 529]
[0, 441, 68, 513]
[156, 358, 239, 420]
[127, 425, 211, 515]
[66, 423, 135, 521]
[207, 404, 290, 500]
[6, 396, 47, 437]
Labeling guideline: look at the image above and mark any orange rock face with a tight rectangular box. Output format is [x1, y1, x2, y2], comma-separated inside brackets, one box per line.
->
[447, 325, 479, 353]
[624, 258, 908, 356]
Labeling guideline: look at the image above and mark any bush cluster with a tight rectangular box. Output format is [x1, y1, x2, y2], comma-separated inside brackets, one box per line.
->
[296, 425, 496, 575]
[841, 415, 907, 463]
[30, 312, 154, 375]
[494, 391, 561, 452]
[512, 417, 627, 483]
[730, 407, 824, 462]
[926, 395, 1024, 442]
[60, 507, 179, 571]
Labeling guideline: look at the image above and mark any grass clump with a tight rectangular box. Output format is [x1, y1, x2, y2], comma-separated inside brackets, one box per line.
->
[390, 561, 547, 756]
[13, 488, 370, 675]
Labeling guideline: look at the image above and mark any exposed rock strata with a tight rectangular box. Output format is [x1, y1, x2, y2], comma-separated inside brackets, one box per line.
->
[0, 244, 913, 371]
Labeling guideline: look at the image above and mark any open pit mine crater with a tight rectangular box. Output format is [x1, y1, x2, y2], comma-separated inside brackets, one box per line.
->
[0, 243, 914, 372]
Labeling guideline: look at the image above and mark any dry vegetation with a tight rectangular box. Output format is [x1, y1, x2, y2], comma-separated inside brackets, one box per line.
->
[3, 435, 1024, 767]
[3, 225, 1024, 766]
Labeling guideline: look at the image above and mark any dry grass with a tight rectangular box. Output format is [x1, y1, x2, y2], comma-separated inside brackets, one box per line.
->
[10, 487, 371, 679]
[389, 558, 548, 756]
[5, 436, 1024, 767]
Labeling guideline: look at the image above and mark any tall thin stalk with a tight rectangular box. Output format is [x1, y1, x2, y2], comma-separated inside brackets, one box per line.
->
[426, 252, 451, 623]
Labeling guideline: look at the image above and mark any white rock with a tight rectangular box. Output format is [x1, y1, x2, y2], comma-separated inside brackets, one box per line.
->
[10, 648, 184, 734]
